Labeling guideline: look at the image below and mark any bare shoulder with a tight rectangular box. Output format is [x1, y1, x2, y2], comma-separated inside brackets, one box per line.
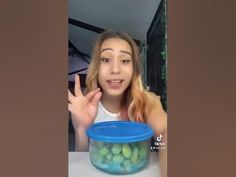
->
[143, 91, 162, 114]
[144, 91, 167, 137]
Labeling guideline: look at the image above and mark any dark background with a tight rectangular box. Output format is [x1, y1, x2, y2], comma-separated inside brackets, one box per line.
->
[147, 0, 167, 111]
[1, 0, 236, 177]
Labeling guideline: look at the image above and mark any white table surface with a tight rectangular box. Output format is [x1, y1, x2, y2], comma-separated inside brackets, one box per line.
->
[68, 152, 161, 177]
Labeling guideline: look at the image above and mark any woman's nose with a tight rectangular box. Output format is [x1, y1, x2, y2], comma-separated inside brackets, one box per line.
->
[111, 59, 120, 74]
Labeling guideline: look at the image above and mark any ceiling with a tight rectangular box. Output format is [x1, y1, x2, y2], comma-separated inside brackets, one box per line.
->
[68, 0, 161, 56]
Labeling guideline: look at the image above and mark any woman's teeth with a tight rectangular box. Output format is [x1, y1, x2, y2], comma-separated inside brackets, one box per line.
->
[107, 80, 123, 89]
[109, 80, 122, 83]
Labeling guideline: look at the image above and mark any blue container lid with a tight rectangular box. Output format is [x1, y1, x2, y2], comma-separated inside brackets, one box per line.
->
[86, 121, 154, 143]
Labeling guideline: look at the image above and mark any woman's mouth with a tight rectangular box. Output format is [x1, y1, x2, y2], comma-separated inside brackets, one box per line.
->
[107, 79, 123, 89]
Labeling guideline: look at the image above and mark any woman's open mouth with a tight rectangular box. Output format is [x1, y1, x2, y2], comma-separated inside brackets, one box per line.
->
[107, 79, 124, 89]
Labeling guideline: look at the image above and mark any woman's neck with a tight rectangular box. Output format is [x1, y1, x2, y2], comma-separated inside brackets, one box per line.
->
[101, 94, 123, 113]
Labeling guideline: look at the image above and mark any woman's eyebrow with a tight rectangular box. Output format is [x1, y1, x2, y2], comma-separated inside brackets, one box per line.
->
[100, 48, 113, 53]
[120, 50, 132, 57]
[100, 48, 132, 57]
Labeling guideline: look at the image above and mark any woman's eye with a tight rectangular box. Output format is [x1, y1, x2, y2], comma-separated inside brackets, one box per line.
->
[101, 58, 111, 63]
[121, 59, 132, 64]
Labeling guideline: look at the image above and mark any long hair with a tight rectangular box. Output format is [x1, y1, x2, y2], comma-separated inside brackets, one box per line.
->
[86, 30, 151, 123]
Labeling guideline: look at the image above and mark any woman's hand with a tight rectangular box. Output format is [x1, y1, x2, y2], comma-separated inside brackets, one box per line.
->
[68, 74, 102, 129]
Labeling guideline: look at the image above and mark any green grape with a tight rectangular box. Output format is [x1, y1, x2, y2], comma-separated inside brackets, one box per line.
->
[99, 146, 109, 156]
[122, 144, 132, 159]
[112, 154, 124, 164]
[96, 141, 104, 148]
[138, 141, 147, 147]
[139, 145, 148, 159]
[130, 143, 136, 149]
[111, 144, 122, 155]
[106, 153, 112, 162]
[105, 143, 112, 150]
[122, 159, 132, 170]
[130, 146, 139, 164]
[96, 155, 105, 164]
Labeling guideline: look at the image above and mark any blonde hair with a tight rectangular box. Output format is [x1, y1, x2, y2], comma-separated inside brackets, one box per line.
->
[86, 30, 156, 123]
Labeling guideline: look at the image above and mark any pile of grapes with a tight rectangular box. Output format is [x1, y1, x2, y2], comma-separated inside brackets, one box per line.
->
[89, 140, 150, 174]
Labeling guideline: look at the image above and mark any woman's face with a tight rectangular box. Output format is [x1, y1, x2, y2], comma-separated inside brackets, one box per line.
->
[98, 38, 133, 98]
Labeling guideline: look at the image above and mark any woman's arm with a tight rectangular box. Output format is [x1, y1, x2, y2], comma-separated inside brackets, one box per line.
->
[74, 126, 89, 151]
[68, 74, 102, 151]
[145, 94, 167, 177]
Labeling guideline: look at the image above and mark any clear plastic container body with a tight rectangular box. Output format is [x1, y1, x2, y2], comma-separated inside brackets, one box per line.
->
[89, 139, 151, 174]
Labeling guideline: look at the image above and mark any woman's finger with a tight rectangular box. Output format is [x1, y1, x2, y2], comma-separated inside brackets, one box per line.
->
[91, 91, 102, 107]
[85, 88, 100, 100]
[74, 74, 82, 96]
[68, 89, 74, 103]
[68, 103, 72, 112]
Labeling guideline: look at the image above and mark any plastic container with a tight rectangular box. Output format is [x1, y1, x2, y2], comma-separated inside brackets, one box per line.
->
[86, 121, 154, 174]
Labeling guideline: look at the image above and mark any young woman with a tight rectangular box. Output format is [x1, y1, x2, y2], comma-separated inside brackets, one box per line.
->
[68, 30, 167, 177]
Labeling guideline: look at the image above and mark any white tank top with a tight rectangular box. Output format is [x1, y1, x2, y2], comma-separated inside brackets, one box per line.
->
[94, 101, 120, 123]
